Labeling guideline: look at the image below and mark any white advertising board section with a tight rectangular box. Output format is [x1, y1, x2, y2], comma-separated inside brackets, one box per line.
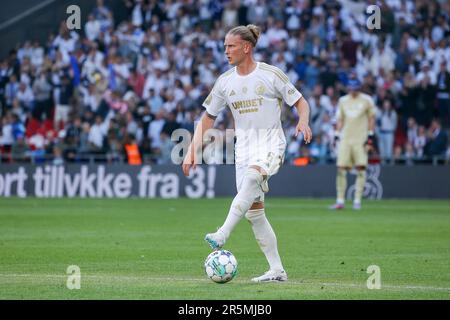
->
[0, 165, 449, 199]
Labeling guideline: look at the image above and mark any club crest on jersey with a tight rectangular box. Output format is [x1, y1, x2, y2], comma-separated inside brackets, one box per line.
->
[255, 83, 266, 95]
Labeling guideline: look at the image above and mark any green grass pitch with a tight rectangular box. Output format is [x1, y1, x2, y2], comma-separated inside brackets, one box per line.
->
[0, 198, 449, 299]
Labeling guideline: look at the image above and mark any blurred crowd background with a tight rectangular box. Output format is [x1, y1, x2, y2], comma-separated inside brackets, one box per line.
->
[1, 0, 450, 166]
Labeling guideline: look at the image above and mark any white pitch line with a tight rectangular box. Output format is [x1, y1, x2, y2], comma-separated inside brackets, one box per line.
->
[0, 274, 449, 292]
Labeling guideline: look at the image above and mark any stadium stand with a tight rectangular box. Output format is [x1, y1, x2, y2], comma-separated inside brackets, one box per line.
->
[0, 0, 449, 165]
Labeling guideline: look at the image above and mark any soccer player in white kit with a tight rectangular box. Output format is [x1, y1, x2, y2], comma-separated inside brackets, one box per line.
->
[182, 25, 312, 282]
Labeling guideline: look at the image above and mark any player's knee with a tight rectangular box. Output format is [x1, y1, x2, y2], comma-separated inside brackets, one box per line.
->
[239, 167, 264, 192]
[244, 167, 264, 186]
[356, 170, 366, 178]
[245, 208, 264, 221]
[337, 168, 347, 177]
[231, 168, 265, 216]
[249, 165, 268, 177]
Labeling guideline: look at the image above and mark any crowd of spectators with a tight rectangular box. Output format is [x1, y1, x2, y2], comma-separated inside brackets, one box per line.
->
[1, 0, 450, 165]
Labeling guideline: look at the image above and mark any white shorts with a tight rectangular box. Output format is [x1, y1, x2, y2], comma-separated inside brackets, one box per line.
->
[235, 151, 284, 203]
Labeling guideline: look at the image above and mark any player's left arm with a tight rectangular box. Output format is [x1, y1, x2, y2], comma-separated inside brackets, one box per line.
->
[294, 97, 312, 144]
[271, 65, 312, 143]
[365, 98, 376, 147]
[368, 115, 375, 133]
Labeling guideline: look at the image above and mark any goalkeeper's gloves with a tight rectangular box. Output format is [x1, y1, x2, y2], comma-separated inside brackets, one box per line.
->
[365, 131, 375, 147]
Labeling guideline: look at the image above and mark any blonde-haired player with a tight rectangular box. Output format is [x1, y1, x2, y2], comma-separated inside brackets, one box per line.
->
[182, 24, 312, 282]
[330, 78, 376, 210]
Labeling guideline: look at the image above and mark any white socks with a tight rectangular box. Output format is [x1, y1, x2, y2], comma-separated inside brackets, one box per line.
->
[219, 168, 264, 239]
[246, 208, 284, 271]
[218, 168, 284, 271]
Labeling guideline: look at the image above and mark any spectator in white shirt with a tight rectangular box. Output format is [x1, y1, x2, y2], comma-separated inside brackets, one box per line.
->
[416, 61, 437, 85]
[4, 74, 19, 108]
[0, 115, 14, 148]
[16, 82, 35, 111]
[266, 20, 289, 47]
[88, 115, 108, 151]
[377, 100, 398, 161]
[148, 109, 166, 150]
[406, 117, 418, 145]
[414, 125, 427, 157]
[85, 14, 101, 41]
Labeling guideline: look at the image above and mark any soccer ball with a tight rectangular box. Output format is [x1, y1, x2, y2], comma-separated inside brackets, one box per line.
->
[204, 250, 238, 283]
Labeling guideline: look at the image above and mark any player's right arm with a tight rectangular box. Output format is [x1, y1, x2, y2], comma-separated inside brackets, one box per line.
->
[335, 118, 343, 134]
[294, 97, 312, 144]
[334, 98, 345, 143]
[182, 112, 216, 176]
[365, 97, 377, 149]
[182, 76, 227, 176]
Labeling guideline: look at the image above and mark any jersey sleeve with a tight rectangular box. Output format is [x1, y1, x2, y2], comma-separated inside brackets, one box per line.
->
[202, 77, 226, 117]
[273, 67, 302, 106]
[366, 96, 376, 117]
[336, 98, 344, 122]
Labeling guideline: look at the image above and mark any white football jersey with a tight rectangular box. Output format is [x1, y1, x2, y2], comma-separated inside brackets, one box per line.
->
[203, 62, 302, 165]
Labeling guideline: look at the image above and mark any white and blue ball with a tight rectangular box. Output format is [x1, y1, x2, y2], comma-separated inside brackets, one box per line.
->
[204, 250, 238, 283]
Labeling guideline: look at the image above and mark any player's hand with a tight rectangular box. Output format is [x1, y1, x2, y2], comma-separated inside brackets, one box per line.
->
[182, 147, 197, 177]
[295, 121, 312, 144]
[333, 131, 340, 148]
[365, 131, 375, 147]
